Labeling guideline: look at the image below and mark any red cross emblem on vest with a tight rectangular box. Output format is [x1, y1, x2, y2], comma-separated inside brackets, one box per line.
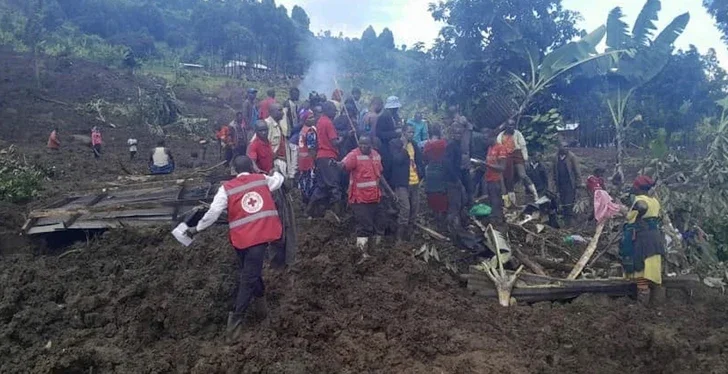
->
[241, 191, 264, 213]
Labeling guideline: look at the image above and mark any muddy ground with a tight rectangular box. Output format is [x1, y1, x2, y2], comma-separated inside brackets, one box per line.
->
[2, 50, 728, 373]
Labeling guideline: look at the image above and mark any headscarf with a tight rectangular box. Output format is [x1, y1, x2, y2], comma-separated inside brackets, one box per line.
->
[331, 89, 343, 102]
[633, 175, 655, 192]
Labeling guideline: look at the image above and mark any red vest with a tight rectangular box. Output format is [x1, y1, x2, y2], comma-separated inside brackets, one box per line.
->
[344, 148, 383, 204]
[224, 174, 282, 250]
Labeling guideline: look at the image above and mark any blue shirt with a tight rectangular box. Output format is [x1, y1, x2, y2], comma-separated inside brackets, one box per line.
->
[407, 119, 429, 146]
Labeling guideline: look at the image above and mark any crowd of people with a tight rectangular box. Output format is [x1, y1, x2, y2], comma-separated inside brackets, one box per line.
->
[46, 85, 666, 335]
[208, 87, 630, 252]
[198, 86, 666, 335]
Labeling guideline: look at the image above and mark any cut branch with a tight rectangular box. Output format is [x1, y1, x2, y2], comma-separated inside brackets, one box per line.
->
[567, 221, 606, 280]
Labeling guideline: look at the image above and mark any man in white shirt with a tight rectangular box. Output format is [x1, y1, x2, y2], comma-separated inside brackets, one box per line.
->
[187, 156, 284, 337]
[497, 120, 538, 205]
[148, 140, 175, 175]
[265, 103, 296, 179]
[127, 138, 138, 161]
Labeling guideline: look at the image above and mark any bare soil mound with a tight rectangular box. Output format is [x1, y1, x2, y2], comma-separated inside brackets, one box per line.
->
[2, 219, 728, 373]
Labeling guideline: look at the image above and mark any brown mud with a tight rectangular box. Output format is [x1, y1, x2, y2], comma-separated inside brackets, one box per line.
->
[2, 50, 728, 373]
[2, 221, 728, 373]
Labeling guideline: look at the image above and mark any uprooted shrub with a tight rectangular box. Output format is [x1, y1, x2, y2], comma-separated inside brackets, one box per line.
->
[0, 146, 44, 203]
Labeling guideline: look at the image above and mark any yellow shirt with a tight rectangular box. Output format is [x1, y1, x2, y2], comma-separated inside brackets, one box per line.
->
[406, 143, 420, 185]
[627, 195, 660, 223]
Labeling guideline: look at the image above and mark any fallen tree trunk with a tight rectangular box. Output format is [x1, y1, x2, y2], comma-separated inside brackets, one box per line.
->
[533, 256, 575, 272]
[415, 223, 449, 242]
[512, 247, 547, 276]
[568, 221, 606, 280]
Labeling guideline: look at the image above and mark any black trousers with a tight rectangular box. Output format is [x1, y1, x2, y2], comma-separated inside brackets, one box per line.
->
[558, 184, 576, 223]
[472, 168, 485, 198]
[446, 181, 467, 230]
[233, 244, 267, 317]
[309, 158, 341, 209]
[351, 203, 384, 237]
[486, 180, 504, 221]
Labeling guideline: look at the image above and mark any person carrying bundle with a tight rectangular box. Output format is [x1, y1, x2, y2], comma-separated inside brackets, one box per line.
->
[186, 156, 284, 337]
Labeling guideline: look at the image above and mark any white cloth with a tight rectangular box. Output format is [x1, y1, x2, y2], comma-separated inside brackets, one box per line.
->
[496, 130, 529, 161]
[151, 147, 170, 167]
[266, 116, 296, 178]
[195, 172, 284, 232]
[287, 143, 298, 179]
[127, 139, 138, 152]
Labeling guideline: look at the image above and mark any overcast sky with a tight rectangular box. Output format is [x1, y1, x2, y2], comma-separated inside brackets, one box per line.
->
[277, 0, 728, 67]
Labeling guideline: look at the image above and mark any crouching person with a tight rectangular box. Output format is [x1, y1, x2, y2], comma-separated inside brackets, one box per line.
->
[334, 136, 395, 260]
[186, 156, 284, 337]
[149, 140, 175, 175]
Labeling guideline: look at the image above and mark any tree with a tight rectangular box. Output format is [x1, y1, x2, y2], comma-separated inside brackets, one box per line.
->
[291, 5, 310, 31]
[429, 0, 581, 112]
[24, 0, 46, 89]
[599, 0, 690, 178]
[378, 27, 395, 50]
[636, 46, 726, 141]
[361, 25, 377, 47]
[704, 0, 728, 41]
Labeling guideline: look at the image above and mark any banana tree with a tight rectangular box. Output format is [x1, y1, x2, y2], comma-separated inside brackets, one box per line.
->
[602, 0, 690, 180]
[509, 25, 621, 125]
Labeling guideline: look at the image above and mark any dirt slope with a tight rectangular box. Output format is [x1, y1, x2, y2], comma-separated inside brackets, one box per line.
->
[2, 50, 728, 374]
[2, 219, 728, 373]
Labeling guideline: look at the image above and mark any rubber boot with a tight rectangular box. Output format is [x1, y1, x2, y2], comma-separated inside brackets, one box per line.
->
[226, 312, 244, 338]
[637, 288, 651, 306]
[324, 209, 341, 224]
[356, 237, 370, 263]
[250, 296, 268, 320]
[508, 192, 517, 208]
[395, 226, 407, 244]
[651, 284, 666, 306]
[502, 194, 511, 209]
[528, 184, 539, 202]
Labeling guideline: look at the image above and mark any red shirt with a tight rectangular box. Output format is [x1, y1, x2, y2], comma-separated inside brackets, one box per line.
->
[247, 136, 274, 173]
[423, 139, 447, 162]
[258, 97, 276, 120]
[485, 144, 508, 182]
[342, 148, 383, 204]
[316, 115, 338, 159]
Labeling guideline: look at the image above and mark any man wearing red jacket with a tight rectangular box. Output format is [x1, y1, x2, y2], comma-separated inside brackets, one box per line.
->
[187, 155, 284, 336]
[336, 136, 395, 259]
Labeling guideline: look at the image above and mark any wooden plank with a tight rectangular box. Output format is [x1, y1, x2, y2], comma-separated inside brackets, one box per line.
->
[472, 282, 637, 303]
[68, 221, 122, 230]
[86, 208, 174, 219]
[27, 223, 65, 235]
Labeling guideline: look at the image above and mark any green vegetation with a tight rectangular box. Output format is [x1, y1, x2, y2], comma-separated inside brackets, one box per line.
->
[0, 146, 44, 204]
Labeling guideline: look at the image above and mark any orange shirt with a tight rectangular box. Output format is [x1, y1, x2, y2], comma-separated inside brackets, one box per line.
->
[485, 144, 508, 182]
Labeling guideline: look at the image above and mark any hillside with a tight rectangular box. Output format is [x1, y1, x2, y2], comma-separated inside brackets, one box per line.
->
[1, 48, 728, 374]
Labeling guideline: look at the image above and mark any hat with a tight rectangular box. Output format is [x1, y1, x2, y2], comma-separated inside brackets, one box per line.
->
[632, 175, 655, 191]
[247, 88, 258, 94]
[384, 96, 401, 109]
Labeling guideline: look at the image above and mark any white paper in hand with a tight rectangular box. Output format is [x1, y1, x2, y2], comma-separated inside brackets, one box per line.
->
[172, 222, 194, 247]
